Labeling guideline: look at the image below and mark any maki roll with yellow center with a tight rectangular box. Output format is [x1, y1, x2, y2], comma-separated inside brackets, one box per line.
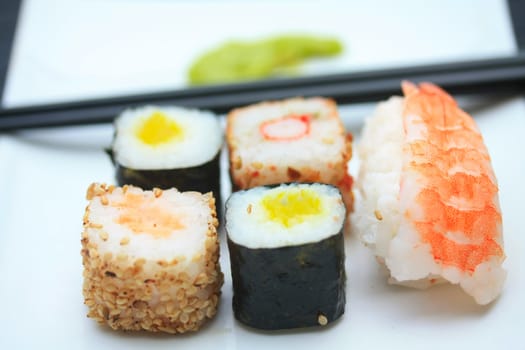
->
[225, 183, 346, 330]
[110, 106, 223, 211]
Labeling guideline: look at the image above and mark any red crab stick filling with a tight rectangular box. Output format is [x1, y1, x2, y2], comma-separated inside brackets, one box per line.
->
[259, 115, 311, 141]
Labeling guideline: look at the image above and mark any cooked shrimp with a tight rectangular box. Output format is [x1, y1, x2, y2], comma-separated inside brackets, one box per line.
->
[401, 81, 503, 268]
[355, 82, 506, 305]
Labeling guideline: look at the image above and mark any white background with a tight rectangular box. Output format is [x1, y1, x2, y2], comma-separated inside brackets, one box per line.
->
[2, 0, 517, 107]
[0, 0, 524, 349]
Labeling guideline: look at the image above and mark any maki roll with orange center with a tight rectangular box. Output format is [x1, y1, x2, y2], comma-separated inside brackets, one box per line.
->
[225, 183, 346, 330]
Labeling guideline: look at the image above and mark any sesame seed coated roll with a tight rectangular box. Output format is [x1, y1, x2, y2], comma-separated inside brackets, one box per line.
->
[81, 183, 223, 333]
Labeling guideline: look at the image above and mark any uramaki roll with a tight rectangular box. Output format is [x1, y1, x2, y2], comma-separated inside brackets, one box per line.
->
[81, 183, 223, 333]
[226, 97, 353, 211]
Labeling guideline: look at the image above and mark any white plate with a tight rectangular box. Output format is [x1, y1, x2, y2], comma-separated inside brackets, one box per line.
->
[0, 96, 524, 349]
[3, 0, 516, 108]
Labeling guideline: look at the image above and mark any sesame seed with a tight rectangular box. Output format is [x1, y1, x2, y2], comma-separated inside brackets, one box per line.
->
[180, 313, 189, 324]
[318, 314, 328, 326]
[160, 294, 171, 302]
[98, 231, 108, 241]
[166, 302, 175, 313]
[176, 289, 185, 300]
[194, 273, 207, 286]
[154, 304, 166, 314]
[105, 284, 117, 292]
[134, 258, 145, 266]
[374, 210, 383, 221]
[117, 253, 128, 261]
[116, 297, 128, 305]
[120, 236, 130, 246]
[205, 306, 216, 318]
[196, 310, 205, 321]
[179, 298, 188, 308]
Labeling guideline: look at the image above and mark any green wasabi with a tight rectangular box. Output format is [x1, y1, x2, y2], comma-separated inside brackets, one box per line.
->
[188, 35, 343, 85]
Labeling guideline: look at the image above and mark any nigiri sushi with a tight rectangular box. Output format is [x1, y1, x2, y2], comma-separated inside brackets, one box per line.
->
[354, 82, 505, 305]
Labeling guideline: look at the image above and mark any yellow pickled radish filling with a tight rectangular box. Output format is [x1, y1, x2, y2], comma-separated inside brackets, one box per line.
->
[136, 111, 184, 146]
[261, 188, 324, 228]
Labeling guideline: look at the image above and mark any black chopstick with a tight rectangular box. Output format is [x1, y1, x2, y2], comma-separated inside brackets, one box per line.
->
[1, 53, 525, 130]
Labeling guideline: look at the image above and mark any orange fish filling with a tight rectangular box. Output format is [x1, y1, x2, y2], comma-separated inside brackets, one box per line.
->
[402, 82, 503, 272]
[113, 192, 184, 238]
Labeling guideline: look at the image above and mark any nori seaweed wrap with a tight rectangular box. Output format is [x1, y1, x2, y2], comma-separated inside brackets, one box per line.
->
[109, 105, 223, 212]
[114, 152, 221, 210]
[225, 183, 346, 330]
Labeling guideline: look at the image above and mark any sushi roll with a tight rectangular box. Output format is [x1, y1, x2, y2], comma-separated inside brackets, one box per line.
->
[225, 183, 346, 330]
[354, 82, 506, 305]
[110, 105, 222, 213]
[226, 97, 353, 210]
[81, 183, 223, 333]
